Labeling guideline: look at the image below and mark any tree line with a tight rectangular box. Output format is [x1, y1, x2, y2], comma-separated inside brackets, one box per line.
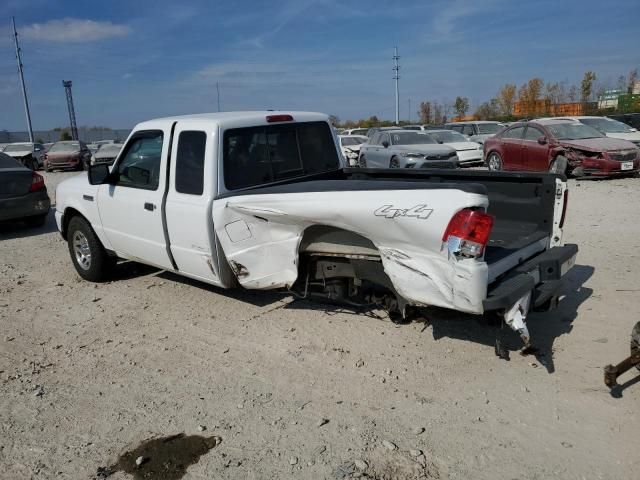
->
[335, 68, 638, 127]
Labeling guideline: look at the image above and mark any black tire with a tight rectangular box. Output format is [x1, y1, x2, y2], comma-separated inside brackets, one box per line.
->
[549, 155, 567, 175]
[66, 216, 113, 281]
[389, 156, 400, 168]
[358, 155, 367, 168]
[24, 214, 47, 228]
[487, 152, 502, 171]
[632, 321, 640, 372]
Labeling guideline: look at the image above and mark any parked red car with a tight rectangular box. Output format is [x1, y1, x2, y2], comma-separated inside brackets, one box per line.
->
[44, 141, 92, 172]
[484, 119, 640, 177]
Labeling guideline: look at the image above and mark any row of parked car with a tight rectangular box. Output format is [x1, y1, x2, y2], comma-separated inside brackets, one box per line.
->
[338, 116, 640, 177]
[0, 140, 123, 172]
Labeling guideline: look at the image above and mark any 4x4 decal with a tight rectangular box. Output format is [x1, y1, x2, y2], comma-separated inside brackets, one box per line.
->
[374, 204, 433, 219]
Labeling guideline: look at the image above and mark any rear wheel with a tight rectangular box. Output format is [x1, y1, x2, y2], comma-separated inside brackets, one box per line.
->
[389, 156, 400, 168]
[487, 152, 502, 171]
[358, 155, 367, 168]
[67, 216, 113, 281]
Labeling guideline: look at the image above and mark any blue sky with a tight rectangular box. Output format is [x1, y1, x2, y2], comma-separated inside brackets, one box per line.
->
[1, 0, 639, 130]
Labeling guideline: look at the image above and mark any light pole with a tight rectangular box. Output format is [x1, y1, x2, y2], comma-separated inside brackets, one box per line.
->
[12, 17, 34, 143]
[393, 47, 400, 125]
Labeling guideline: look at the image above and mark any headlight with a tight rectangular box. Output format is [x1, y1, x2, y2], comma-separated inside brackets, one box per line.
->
[400, 152, 424, 158]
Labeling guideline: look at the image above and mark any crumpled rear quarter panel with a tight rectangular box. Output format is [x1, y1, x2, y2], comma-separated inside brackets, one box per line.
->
[213, 188, 488, 313]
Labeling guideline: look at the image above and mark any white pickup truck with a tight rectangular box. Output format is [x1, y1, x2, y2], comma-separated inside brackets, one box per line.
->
[55, 111, 578, 348]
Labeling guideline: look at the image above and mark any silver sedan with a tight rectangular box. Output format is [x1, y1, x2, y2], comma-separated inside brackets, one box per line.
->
[358, 130, 458, 168]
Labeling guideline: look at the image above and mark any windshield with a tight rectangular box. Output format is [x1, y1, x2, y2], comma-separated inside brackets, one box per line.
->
[341, 137, 366, 146]
[351, 129, 368, 135]
[547, 123, 604, 140]
[98, 144, 122, 154]
[3, 143, 32, 152]
[49, 142, 81, 152]
[477, 123, 501, 134]
[580, 118, 634, 133]
[390, 132, 435, 145]
[428, 131, 467, 143]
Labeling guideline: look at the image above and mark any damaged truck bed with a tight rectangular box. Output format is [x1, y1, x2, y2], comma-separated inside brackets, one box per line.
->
[54, 111, 578, 349]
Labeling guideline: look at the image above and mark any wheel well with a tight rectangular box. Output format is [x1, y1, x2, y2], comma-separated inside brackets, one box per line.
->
[298, 225, 379, 258]
[61, 207, 85, 240]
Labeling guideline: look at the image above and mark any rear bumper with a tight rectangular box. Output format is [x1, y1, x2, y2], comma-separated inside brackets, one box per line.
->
[0, 190, 50, 222]
[483, 244, 578, 311]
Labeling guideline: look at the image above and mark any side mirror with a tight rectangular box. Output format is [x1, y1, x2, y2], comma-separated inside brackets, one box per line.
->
[88, 163, 110, 185]
[382, 141, 389, 148]
[537, 136, 547, 145]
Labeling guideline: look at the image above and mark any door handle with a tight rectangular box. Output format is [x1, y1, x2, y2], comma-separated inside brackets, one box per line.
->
[144, 202, 156, 211]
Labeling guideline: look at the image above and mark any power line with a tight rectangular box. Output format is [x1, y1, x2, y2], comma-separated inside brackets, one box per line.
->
[12, 17, 34, 143]
[393, 46, 400, 125]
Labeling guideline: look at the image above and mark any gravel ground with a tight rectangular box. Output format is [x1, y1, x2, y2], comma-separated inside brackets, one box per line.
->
[1, 171, 639, 480]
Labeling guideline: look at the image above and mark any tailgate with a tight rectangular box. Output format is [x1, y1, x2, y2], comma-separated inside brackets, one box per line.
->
[483, 243, 578, 311]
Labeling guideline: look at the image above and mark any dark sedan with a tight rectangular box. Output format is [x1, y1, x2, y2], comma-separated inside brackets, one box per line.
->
[0, 152, 50, 227]
[44, 141, 91, 171]
[483, 119, 640, 177]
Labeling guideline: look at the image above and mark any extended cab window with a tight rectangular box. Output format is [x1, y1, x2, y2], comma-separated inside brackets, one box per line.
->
[115, 131, 163, 190]
[176, 131, 206, 195]
[224, 121, 339, 190]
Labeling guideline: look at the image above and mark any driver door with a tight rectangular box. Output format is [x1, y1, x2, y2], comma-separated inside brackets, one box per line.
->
[96, 129, 174, 269]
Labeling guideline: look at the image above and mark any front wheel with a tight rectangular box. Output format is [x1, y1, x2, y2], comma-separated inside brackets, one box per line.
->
[358, 155, 367, 168]
[67, 216, 113, 281]
[389, 156, 400, 168]
[487, 152, 502, 171]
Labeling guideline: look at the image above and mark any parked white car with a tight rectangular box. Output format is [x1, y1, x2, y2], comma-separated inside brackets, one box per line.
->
[55, 111, 577, 348]
[550, 116, 640, 147]
[2, 142, 46, 170]
[338, 135, 368, 166]
[421, 130, 484, 167]
[445, 121, 503, 145]
[341, 128, 369, 136]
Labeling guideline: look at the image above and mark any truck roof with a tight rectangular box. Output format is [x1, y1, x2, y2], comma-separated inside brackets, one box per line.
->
[134, 111, 329, 131]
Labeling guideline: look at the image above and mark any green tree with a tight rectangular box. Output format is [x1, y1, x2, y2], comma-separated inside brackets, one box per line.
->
[453, 96, 469, 118]
[580, 71, 596, 102]
[60, 131, 72, 141]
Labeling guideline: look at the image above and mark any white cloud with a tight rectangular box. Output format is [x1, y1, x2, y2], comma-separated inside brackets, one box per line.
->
[20, 18, 130, 43]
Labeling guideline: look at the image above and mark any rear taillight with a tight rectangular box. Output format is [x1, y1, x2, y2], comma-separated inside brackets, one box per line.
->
[29, 172, 45, 192]
[559, 190, 568, 228]
[442, 208, 494, 257]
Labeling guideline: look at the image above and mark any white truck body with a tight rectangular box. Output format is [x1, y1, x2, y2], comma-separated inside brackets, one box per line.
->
[55, 111, 578, 345]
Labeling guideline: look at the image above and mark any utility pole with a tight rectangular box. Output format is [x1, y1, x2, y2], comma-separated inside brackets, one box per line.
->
[62, 81, 79, 140]
[408, 98, 411, 123]
[216, 81, 221, 112]
[392, 46, 400, 125]
[12, 17, 34, 143]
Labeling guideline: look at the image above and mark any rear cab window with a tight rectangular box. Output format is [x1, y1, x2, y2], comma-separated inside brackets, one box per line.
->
[223, 121, 339, 190]
[176, 131, 206, 195]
